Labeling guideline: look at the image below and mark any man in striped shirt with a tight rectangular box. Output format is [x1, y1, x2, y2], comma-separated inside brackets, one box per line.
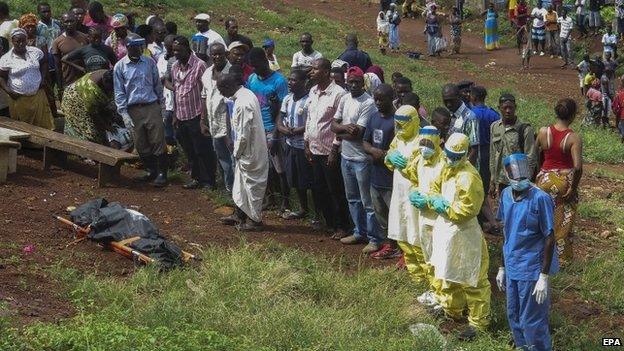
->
[166, 35, 216, 189]
[304, 58, 351, 239]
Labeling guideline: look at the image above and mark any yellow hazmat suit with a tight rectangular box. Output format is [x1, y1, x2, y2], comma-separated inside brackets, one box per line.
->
[429, 133, 491, 331]
[403, 126, 445, 297]
[384, 105, 422, 282]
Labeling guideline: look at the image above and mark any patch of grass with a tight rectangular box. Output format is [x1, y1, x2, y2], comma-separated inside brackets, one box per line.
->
[590, 168, 624, 181]
[578, 199, 624, 228]
[577, 244, 624, 313]
[0, 242, 610, 350]
[201, 188, 234, 207]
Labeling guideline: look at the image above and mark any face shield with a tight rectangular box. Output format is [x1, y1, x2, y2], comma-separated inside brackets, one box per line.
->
[418, 126, 441, 159]
[394, 105, 420, 141]
[504, 153, 532, 191]
[444, 133, 469, 167]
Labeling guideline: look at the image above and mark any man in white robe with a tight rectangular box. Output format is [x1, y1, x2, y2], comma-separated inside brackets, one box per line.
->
[217, 73, 269, 231]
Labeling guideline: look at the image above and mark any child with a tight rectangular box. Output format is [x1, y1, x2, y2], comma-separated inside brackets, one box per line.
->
[262, 39, 281, 72]
[586, 78, 603, 126]
[576, 54, 591, 96]
[377, 11, 389, 55]
[600, 72, 612, 128]
[521, 27, 532, 70]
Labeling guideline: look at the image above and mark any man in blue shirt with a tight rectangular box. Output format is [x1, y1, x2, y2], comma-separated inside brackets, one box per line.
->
[337, 34, 372, 72]
[470, 85, 500, 233]
[496, 153, 559, 351]
[114, 37, 167, 186]
[246, 47, 290, 213]
[363, 84, 399, 259]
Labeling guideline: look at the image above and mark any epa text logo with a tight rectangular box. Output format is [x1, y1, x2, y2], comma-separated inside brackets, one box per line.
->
[603, 338, 622, 347]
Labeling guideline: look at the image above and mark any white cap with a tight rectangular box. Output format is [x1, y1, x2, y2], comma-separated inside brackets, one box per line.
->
[227, 41, 248, 51]
[194, 13, 210, 21]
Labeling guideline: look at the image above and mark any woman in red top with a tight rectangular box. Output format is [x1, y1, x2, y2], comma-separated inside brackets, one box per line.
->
[535, 98, 583, 266]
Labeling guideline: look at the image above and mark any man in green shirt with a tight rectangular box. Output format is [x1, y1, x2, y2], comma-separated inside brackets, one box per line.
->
[488, 93, 537, 199]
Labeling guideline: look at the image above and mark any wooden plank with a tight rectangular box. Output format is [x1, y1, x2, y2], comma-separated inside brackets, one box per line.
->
[0, 117, 138, 166]
[42, 146, 52, 171]
[0, 127, 29, 141]
[117, 236, 141, 246]
[0, 147, 8, 183]
[7, 148, 16, 174]
[97, 163, 120, 187]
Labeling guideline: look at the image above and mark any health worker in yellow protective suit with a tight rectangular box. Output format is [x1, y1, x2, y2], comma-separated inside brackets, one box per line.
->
[384, 105, 421, 277]
[403, 126, 446, 308]
[428, 132, 491, 341]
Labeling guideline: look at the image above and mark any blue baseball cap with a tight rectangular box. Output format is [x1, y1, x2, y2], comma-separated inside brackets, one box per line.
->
[127, 38, 146, 47]
[262, 39, 275, 48]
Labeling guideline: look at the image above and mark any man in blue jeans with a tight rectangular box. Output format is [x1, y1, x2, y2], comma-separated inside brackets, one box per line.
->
[331, 66, 382, 254]
[201, 42, 234, 191]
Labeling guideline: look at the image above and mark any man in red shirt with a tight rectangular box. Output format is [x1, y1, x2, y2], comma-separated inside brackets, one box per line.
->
[611, 77, 624, 142]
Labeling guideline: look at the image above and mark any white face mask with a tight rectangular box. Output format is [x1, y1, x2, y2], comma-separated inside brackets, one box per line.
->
[420, 146, 435, 159]
[510, 179, 531, 191]
[446, 156, 461, 167]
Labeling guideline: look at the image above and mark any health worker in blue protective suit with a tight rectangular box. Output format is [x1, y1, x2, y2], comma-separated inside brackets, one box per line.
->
[496, 153, 559, 351]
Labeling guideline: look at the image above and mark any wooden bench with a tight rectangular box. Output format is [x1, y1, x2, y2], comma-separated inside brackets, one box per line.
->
[0, 116, 139, 187]
[0, 140, 20, 183]
[0, 127, 30, 175]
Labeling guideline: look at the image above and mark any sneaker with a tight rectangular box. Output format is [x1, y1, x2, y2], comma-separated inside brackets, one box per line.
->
[370, 243, 402, 259]
[362, 242, 381, 254]
[550, 55, 554, 58]
[282, 210, 305, 220]
[236, 220, 264, 232]
[340, 235, 366, 245]
[532, 50, 537, 55]
[539, 51, 545, 56]
[220, 214, 240, 226]
[310, 219, 323, 231]
[417, 291, 438, 306]
[457, 325, 478, 341]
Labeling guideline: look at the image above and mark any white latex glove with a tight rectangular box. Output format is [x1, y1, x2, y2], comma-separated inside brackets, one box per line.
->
[532, 273, 549, 305]
[121, 112, 134, 129]
[496, 267, 505, 292]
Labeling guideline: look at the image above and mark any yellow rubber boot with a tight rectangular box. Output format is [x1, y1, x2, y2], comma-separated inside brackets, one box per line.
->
[397, 241, 427, 284]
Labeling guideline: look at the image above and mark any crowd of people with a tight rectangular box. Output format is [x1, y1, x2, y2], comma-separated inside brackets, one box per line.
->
[0, 0, 597, 348]
[376, 0, 624, 140]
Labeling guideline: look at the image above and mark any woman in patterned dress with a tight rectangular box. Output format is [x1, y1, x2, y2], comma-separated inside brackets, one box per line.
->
[61, 69, 121, 146]
[450, 6, 462, 54]
[535, 98, 583, 266]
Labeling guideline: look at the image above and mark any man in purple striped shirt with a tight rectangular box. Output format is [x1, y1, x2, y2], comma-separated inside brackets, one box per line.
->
[304, 58, 351, 239]
[166, 36, 216, 189]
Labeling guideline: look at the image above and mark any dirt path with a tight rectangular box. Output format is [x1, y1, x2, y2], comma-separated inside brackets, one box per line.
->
[267, 0, 581, 100]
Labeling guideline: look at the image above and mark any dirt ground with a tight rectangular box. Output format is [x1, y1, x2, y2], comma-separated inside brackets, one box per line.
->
[264, 0, 588, 101]
[0, 152, 621, 329]
[0, 154, 387, 325]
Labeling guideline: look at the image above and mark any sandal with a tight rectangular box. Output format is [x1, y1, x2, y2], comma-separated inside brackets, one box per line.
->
[282, 210, 305, 220]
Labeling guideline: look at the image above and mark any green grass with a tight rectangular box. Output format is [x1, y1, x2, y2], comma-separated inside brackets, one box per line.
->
[557, 198, 624, 315]
[0, 241, 615, 350]
[590, 167, 624, 181]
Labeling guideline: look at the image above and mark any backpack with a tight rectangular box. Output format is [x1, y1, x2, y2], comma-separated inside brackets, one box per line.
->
[516, 122, 529, 152]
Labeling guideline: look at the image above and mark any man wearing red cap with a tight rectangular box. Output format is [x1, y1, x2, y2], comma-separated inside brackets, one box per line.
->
[331, 66, 383, 254]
